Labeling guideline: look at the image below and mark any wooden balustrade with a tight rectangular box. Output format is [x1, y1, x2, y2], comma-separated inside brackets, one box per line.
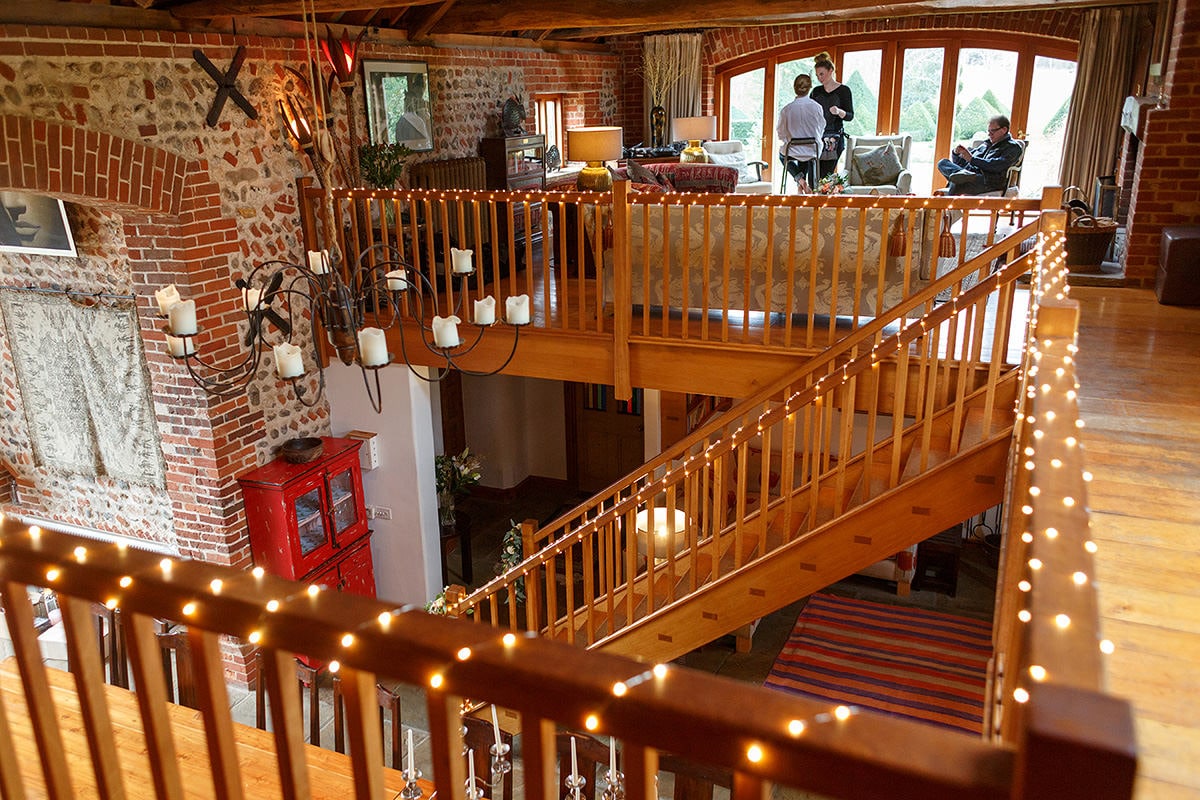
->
[455, 207, 1044, 639]
[296, 182, 1043, 384]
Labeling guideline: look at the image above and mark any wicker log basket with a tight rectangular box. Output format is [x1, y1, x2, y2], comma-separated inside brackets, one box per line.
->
[1063, 185, 1118, 273]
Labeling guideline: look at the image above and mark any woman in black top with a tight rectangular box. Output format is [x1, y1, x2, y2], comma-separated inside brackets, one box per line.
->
[809, 52, 854, 181]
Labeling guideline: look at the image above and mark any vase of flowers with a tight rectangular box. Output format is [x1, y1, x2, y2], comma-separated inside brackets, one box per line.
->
[816, 172, 849, 195]
[493, 520, 525, 602]
[435, 447, 482, 526]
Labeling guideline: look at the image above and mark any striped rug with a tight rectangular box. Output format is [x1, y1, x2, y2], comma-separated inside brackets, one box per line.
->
[764, 593, 992, 734]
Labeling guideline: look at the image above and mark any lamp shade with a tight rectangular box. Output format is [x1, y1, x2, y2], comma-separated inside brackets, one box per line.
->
[568, 127, 624, 163]
[635, 507, 688, 560]
[672, 116, 717, 142]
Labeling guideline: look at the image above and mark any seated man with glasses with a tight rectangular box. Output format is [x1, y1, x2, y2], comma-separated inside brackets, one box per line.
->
[936, 115, 1023, 195]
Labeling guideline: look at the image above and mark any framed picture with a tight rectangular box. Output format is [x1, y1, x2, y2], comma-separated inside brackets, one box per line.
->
[0, 192, 77, 257]
[362, 60, 434, 152]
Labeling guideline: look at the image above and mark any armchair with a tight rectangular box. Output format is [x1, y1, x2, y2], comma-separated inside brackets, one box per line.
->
[969, 136, 1026, 196]
[844, 134, 913, 195]
[701, 140, 771, 194]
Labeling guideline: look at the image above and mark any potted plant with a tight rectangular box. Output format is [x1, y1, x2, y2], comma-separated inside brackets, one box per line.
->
[358, 142, 412, 190]
[434, 447, 482, 526]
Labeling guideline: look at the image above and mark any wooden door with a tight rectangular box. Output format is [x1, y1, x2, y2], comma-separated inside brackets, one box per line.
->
[571, 383, 645, 493]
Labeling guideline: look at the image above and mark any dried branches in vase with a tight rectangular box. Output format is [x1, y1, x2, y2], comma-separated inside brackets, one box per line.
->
[639, 47, 688, 108]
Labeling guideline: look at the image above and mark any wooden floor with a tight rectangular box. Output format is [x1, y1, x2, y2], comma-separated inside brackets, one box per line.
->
[1071, 287, 1200, 799]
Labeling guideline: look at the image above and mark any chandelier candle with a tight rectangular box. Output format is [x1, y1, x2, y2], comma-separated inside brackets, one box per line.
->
[273, 342, 304, 378]
[357, 327, 389, 367]
[386, 269, 409, 291]
[307, 249, 331, 275]
[506, 295, 531, 325]
[166, 335, 195, 357]
[474, 296, 496, 325]
[451, 247, 474, 274]
[168, 299, 197, 336]
[432, 315, 461, 348]
[242, 287, 265, 310]
[154, 284, 181, 315]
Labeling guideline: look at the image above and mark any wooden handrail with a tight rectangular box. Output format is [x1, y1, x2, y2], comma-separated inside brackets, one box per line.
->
[0, 518, 1015, 800]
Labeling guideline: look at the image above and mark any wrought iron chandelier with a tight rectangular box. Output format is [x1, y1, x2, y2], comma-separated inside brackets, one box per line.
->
[156, 244, 529, 413]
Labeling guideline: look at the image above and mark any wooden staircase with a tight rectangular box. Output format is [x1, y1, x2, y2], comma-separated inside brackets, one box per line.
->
[555, 376, 1016, 662]
[456, 224, 1037, 667]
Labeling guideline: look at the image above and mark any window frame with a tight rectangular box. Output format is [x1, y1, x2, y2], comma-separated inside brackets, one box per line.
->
[715, 31, 1076, 191]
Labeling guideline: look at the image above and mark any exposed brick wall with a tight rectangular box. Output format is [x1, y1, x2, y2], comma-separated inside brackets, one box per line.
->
[1124, 0, 1200, 285]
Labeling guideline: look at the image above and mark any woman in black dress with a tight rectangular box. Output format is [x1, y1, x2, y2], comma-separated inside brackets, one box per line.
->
[809, 52, 854, 181]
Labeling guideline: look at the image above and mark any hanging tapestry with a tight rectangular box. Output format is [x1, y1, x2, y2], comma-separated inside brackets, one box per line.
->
[0, 290, 165, 487]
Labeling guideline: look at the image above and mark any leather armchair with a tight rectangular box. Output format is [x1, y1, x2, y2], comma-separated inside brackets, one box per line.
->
[844, 134, 913, 195]
[701, 139, 771, 194]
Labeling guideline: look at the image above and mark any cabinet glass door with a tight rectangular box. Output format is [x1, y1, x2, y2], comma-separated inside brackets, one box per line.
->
[294, 485, 329, 556]
[329, 468, 360, 536]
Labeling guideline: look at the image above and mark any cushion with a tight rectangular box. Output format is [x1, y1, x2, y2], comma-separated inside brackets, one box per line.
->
[852, 144, 903, 186]
[705, 150, 753, 184]
[627, 159, 672, 189]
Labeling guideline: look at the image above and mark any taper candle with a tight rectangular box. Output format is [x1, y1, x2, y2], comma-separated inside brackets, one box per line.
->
[406, 728, 415, 776]
[491, 704, 502, 747]
[570, 736, 578, 780]
[609, 736, 616, 779]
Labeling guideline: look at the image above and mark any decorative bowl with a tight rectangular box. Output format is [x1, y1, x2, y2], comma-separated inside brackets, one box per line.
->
[280, 437, 323, 464]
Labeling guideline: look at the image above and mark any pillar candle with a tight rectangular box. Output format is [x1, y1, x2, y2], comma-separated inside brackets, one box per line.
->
[491, 704, 502, 747]
[570, 736, 578, 780]
[451, 247, 474, 274]
[242, 287, 265, 310]
[474, 296, 496, 326]
[168, 299, 197, 336]
[386, 269, 409, 291]
[154, 284, 180, 315]
[505, 294, 530, 325]
[307, 249, 331, 275]
[406, 728, 415, 776]
[165, 334, 195, 358]
[273, 342, 304, 379]
[357, 326, 389, 367]
[432, 315, 461, 348]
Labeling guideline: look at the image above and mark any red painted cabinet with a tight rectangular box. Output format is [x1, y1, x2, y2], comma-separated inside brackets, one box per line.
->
[237, 437, 376, 597]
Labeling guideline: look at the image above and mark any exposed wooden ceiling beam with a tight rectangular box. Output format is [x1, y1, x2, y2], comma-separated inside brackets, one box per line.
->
[169, 0, 436, 19]
[410, 0, 458, 41]
[429, 0, 1152, 34]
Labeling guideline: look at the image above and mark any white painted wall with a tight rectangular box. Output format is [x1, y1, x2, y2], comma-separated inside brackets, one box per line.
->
[326, 363, 441, 605]
[460, 374, 567, 489]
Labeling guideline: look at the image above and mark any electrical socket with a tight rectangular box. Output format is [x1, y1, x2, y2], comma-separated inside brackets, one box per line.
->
[373, 506, 393, 520]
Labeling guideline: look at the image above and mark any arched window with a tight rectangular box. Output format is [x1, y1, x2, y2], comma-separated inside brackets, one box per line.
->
[716, 33, 1076, 195]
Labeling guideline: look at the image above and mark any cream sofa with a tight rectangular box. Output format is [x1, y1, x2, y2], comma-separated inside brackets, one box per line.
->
[605, 203, 935, 319]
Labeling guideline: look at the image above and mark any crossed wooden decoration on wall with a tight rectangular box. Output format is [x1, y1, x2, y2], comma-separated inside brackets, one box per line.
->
[193, 46, 258, 127]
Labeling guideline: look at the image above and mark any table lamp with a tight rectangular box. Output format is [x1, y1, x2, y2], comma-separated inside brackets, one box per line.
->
[568, 126, 623, 191]
[674, 116, 717, 163]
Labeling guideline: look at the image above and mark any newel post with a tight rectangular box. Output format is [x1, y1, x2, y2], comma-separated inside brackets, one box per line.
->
[611, 179, 633, 401]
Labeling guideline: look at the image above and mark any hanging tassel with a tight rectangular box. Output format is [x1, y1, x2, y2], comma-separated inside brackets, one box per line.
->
[938, 210, 957, 258]
[888, 210, 908, 258]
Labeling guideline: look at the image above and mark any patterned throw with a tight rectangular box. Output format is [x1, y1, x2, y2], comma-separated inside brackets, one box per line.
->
[765, 593, 992, 734]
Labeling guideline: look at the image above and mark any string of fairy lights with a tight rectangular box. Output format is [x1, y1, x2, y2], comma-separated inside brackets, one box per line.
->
[461, 204, 1040, 611]
[0, 192, 1109, 778]
[0, 516, 862, 782]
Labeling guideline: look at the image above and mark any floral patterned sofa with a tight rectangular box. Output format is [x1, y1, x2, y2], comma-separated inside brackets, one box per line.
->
[617, 161, 740, 194]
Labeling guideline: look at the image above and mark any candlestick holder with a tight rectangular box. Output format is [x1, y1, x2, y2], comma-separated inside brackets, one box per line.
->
[465, 776, 488, 800]
[602, 769, 624, 800]
[400, 768, 424, 800]
[489, 742, 512, 778]
[563, 773, 587, 800]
